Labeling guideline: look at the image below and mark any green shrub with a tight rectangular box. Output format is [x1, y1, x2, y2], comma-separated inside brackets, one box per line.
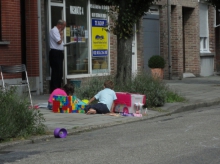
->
[0, 87, 46, 142]
[75, 75, 115, 101]
[165, 90, 186, 103]
[148, 55, 166, 68]
[75, 72, 185, 107]
[113, 73, 168, 107]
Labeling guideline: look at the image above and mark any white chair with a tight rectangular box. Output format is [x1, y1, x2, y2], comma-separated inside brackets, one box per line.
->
[0, 64, 33, 108]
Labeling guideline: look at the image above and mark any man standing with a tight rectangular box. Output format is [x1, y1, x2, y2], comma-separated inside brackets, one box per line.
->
[49, 20, 66, 93]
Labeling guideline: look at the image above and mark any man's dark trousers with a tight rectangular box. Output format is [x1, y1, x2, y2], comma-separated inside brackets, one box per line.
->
[49, 49, 64, 93]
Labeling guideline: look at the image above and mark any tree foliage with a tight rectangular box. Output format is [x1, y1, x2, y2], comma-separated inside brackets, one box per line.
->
[92, 0, 159, 39]
[205, 0, 220, 7]
[92, 0, 159, 83]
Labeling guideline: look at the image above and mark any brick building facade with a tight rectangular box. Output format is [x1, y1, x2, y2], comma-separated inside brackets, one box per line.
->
[0, 0, 218, 95]
[156, 0, 216, 79]
[0, 0, 40, 92]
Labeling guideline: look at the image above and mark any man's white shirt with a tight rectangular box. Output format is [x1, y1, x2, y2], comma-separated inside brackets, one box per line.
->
[50, 26, 64, 50]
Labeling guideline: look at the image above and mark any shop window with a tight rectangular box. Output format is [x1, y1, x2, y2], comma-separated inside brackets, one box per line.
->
[65, 0, 109, 76]
[90, 1, 109, 74]
[199, 3, 210, 52]
[65, 0, 89, 75]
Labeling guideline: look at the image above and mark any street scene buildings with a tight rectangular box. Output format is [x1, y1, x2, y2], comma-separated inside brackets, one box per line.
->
[0, 0, 219, 94]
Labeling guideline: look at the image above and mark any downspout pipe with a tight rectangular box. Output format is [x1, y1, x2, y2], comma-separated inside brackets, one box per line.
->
[37, 0, 43, 94]
[167, 0, 172, 80]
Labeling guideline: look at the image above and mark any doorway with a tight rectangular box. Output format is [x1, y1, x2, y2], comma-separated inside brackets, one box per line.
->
[182, 7, 194, 74]
[47, 1, 65, 81]
[143, 10, 160, 72]
[20, 0, 26, 79]
[50, 6, 64, 28]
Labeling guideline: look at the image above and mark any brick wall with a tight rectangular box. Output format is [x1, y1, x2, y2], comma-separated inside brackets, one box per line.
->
[137, 20, 144, 73]
[40, 0, 50, 93]
[160, 0, 200, 78]
[0, 1, 39, 79]
[171, 5, 184, 78]
[25, 0, 39, 77]
[0, 1, 21, 64]
[208, 6, 216, 72]
[156, 0, 215, 78]
[208, 6, 215, 53]
[110, 34, 117, 75]
[216, 11, 220, 71]
[183, 7, 200, 75]
[0, 1, 21, 79]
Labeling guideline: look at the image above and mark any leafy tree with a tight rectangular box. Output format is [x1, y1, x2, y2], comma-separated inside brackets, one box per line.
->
[92, 0, 159, 83]
[205, 0, 220, 7]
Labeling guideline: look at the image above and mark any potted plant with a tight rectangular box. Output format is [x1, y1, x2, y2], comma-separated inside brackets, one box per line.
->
[148, 55, 166, 80]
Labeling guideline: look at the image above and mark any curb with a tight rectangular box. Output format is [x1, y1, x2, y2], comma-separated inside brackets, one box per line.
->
[168, 98, 220, 114]
[1, 99, 220, 150]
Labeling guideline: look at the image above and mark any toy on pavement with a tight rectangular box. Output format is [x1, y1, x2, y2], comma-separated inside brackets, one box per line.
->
[54, 128, 67, 138]
[52, 95, 88, 113]
[114, 92, 146, 114]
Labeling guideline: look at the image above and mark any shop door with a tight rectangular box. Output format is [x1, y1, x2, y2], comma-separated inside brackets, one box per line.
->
[48, 3, 65, 81]
[50, 6, 64, 29]
[143, 13, 160, 72]
[51, 6, 64, 81]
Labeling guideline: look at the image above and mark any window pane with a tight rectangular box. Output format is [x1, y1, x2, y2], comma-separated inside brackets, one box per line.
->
[200, 38, 203, 51]
[90, 1, 109, 74]
[200, 37, 208, 51]
[65, 0, 88, 75]
[203, 37, 206, 49]
[51, 0, 63, 3]
[51, 7, 63, 28]
[199, 3, 208, 37]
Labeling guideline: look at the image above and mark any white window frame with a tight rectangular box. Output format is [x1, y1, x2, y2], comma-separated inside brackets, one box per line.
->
[200, 37, 208, 52]
[48, 0, 111, 80]
[199, 3, 210, 53]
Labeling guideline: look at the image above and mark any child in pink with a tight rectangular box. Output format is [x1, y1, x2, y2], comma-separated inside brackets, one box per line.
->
[47, 83, 74, 110]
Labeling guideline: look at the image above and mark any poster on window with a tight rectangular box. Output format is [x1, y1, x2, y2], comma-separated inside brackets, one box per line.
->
[92, 19, 108, 57]
[70, 25, 86, 43]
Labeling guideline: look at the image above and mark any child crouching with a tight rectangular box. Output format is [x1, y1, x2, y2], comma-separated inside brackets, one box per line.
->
[47, 84, 74, 110]
[84, 80, 117, 114]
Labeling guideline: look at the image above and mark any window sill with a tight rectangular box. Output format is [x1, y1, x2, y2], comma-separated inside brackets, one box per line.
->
[200, 52, 215, 57]
[0, 41, 10, 45]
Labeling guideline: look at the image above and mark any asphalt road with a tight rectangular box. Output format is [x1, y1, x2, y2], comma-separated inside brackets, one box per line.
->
[1, 105, 220, 164]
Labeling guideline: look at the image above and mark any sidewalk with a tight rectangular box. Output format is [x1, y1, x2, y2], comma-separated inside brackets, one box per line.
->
[31, 75, 220, 132]
[1, 75, 220, 149]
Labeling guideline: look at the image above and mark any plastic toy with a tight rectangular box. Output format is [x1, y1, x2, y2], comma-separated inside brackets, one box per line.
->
[52, 95, 87, 113]
[114, 92, 146, 114]
[82, 99, 89, 104]
[54, 128, 67, 138]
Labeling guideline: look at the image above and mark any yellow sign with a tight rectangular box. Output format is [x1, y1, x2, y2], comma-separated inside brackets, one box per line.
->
[92, 27, 108, 50]
[66, 27, 70, 37]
